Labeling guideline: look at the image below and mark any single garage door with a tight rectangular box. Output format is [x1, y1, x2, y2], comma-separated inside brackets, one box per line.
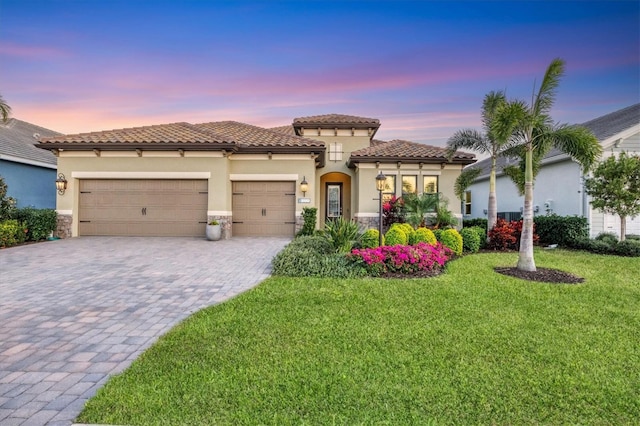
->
[79, 179, 208, 236]
[232, 181, 295, 237]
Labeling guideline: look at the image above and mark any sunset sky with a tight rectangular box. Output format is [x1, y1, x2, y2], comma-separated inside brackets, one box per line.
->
[1, 0, 638, 147]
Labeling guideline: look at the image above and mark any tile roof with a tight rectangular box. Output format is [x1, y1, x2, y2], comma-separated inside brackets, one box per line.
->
[293, 113, 380, 128]
[349, 139, 475, 165]
[470, 103, 640, 180]
[0, 118, 60, 167]
[269, 125, 296, 135]
[196, 121, 324, 148]
[38, 122, 232, 148]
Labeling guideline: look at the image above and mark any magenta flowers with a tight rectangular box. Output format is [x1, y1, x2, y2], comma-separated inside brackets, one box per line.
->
[350, 242, 453, 276]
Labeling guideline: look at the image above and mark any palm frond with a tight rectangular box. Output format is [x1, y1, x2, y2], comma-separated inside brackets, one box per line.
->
[446, 129, 489, 159]
[0, 94, 11, 123]
[481, 91, 506, 133]
[454, 168, 482, 200]
[533, 58, 565, 117]
[549, 124, 602, 172]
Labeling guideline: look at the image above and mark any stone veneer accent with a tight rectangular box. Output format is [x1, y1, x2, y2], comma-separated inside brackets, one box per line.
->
[55, 214, 73, 239]
[295, 214, 304, 235]
[355, 215, 379, 231]
[208, 215, 232, 240]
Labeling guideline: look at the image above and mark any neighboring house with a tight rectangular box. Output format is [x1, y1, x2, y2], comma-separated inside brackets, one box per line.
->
[465, 103, 640, 238]
[0, 118, 61, 209]
[37, 114, 475, 238]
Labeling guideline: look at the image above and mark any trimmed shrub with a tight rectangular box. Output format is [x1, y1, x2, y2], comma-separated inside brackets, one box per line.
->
[409, 227, 437, 245]
[534, 214, 589, 247]
[350, 242, 453, 276]
[297, 207, 317, 237]
[613, 239, 640, 257]
[272, 236, 366, 278]
[391, 222, 415, 243]
[460, 227, 481, 253]
[360, 229, 384, 249]
[468, 226, 487, 247]
[463, 218, 488, 231]
[385, 227, 407, 246]
[440, 228, 463, 255]
[487, 219, 517, 250]
[595, 232, 619, 245]
[432, 228, 443, 242]
[488, 219, 539, 251]
[0, 219, 27, 248]
[11, 208, 57, 241]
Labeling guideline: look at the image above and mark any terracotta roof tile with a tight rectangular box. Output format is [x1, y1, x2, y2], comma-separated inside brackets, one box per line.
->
[38, 122, 231, 146]
[293, 113, 380, 128]
[196, 121, 324, 148]
[269, 125, 296, 135]
[350, 139, 475, 162]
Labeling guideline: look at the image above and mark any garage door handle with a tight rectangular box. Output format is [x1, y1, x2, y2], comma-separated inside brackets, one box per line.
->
[262, 208, 266, 216]
[142, 207, 147, 216]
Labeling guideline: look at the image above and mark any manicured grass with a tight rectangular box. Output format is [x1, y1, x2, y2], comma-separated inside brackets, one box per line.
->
[78, 249, 639, 425]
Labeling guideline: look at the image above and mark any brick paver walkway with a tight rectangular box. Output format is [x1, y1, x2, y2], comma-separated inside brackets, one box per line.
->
[0, 236, 289, 425]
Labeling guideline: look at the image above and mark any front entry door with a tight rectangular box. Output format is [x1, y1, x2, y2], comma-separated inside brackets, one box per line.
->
[326, 183, 343, 220]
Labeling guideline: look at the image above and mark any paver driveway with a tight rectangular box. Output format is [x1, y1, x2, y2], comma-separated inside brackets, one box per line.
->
[0, 236, 290, 426]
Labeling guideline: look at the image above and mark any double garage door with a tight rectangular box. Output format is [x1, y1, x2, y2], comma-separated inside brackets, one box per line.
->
[79, 179, 208, 237]
[78, 179, 295, 237]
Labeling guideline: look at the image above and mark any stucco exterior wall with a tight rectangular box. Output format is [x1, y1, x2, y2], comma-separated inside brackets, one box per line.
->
[0, 159, 56, 209]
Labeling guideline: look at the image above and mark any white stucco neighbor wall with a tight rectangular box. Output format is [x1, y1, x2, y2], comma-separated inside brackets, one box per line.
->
[467, 158, 582, 220]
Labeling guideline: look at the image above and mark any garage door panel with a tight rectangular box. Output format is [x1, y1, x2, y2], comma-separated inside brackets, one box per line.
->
[79, 179, 207, 237]
[232, 181, 295, 237]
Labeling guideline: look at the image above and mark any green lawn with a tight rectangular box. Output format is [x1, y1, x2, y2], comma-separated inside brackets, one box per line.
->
[78, 249, 639, 425]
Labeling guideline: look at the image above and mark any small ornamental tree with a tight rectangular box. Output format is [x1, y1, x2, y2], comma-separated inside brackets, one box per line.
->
[585, 152, 640, 241]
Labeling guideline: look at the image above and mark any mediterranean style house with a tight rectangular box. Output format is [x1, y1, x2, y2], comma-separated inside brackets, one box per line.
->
[465, 103, 640, 238]
[0, 118, 61, 209]
[37, 113, 476, 239]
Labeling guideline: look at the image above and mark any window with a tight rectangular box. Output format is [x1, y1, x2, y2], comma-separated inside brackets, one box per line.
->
[328, 143, 343, 161]
[382, 175, 396, 203]
[402, 175, 417, 195]
[423, 176, 438, 193]
[464, 191, 472, 215]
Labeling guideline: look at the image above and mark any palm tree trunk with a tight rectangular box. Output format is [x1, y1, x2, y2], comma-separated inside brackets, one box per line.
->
[620, 216, 627, 242]
[517, 147, 536, 271]
[487, 157, 498, 237]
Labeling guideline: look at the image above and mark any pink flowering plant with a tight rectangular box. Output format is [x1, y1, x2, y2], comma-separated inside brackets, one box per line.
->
[349, 242, 452, 277]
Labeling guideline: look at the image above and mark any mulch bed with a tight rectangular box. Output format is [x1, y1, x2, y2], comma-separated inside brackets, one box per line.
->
[494, 267, 584, 284]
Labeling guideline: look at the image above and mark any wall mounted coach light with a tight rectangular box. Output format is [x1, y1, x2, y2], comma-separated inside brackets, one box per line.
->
[56, 173, 68, 195]
[300, 176, 309, 197]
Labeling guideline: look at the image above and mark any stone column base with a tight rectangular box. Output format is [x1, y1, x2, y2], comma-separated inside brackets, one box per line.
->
[55, 214, 73, 239]
[208, 215, 232, 239]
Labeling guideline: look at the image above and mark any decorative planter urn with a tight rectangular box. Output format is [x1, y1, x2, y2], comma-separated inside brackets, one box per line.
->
[206, 224, 221, 241]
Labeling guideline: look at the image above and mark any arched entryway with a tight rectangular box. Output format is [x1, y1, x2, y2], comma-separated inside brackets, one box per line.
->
[320, 172, 352, 227]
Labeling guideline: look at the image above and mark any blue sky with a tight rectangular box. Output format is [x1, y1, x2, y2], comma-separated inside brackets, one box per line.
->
[1, 0, 638, 146]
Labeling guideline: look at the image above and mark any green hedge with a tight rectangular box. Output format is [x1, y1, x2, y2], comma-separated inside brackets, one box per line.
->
[534, 214, 588, 247]
[0, 219, 27, 248]
[11, 208, 57, 241]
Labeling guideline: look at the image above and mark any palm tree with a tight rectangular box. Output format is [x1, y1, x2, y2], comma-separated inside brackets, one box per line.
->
[447, 91, 518, 234]
[0, 94, 11, 123]
[493, 58, 602, 271]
